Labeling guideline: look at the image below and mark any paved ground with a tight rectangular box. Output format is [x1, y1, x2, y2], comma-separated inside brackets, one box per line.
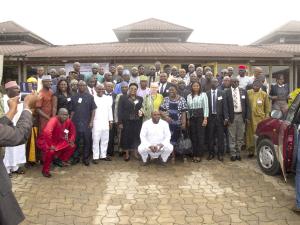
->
[13, 152, 299, 225]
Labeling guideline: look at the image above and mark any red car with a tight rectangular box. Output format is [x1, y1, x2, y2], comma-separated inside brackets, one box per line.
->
[255, 95, 300, 181]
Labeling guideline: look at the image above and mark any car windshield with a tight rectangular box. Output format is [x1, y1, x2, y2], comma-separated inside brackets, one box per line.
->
[286, 94, 300, 123]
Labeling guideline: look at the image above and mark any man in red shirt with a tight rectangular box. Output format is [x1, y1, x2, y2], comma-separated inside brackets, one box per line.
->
[37, 108, 76, 177]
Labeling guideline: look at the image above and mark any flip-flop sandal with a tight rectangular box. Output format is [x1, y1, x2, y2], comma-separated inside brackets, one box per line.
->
[13, 168, 25, 174]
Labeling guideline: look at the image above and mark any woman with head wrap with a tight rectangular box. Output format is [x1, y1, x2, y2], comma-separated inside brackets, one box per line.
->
[246, 79, 270, 157]
[118, 83, 143, 161]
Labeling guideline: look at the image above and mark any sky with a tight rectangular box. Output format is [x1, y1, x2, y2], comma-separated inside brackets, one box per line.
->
[1, 0, 300, 46]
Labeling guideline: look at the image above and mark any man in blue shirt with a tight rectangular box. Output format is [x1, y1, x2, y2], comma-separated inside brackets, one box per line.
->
[71, 80, 97, 166]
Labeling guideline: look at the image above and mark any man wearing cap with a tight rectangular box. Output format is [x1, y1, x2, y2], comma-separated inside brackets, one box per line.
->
[91, 63, 104, 83]
[130, 67, 140, 85]
[137, 75, 150, 98]
[36, 75, 53, 133]
[92, 84, 113, 163]
[114, 69, 130, 95]
[227, 67, 234, 77]
[237, 65, 251, 89]
[246, 79, 270, 157]
[36, 66, 45, 93]
[2, 81, 26, 176]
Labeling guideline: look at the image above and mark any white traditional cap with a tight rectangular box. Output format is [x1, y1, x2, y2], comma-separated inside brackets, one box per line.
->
[41, 75, 52, 81]
[92, 63, 99, 69]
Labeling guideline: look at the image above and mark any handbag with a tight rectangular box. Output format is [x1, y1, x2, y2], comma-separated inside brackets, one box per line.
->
[175, 130, 193, 155]
[190, 108, 204, 118]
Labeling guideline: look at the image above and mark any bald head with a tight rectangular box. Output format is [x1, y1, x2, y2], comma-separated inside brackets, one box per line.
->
[57, 108, 69, 122]
[73, 62, 81, 72]
[253, 67, 263, 77]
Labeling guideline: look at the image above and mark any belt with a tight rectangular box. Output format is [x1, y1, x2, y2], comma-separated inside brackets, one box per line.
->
[234, 112, 242, 114]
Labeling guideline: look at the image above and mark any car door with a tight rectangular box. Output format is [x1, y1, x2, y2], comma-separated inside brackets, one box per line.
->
[278, 94, 300, 181]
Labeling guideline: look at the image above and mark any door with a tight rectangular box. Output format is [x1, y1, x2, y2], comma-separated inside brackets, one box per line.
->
[278, 93, 300, 181]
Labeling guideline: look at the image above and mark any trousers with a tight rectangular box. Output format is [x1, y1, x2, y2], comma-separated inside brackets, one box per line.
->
[228, 113, 245, 157]
[138, 146, 173, 163]
[92, 129, 109, 159]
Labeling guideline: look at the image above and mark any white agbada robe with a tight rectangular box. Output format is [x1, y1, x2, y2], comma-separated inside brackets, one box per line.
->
[138, 119, 173, 162]
[3, 95, 26, 173]
[92, 94, 113, 159]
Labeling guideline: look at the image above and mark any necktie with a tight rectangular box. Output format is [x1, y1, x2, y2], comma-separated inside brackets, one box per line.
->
[160, 84, 164, 94]
[233, 89, 238, 110]
[91, 88, 94, 95]
[212, 90, 216, 114]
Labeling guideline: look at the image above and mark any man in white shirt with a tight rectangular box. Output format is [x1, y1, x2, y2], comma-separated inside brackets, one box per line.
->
[3, 81, 26, 176]
[237, 65, 251, 89]
[92, 84, 113, 163]
[138, 111, 173, 166]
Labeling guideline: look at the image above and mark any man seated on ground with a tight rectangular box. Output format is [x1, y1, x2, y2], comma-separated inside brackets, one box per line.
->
[37, 108, 76, 178]
[138, 111, 173, 166]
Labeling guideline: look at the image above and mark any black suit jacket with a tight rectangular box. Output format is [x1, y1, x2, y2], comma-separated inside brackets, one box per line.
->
[0, 111, 32, 196]
[206, 89, 229, 121]
[158, 82, 172, 97]
[225, 88, 250, 123]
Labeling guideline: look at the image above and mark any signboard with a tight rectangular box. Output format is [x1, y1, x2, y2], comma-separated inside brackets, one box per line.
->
[65, 63, 109, 78]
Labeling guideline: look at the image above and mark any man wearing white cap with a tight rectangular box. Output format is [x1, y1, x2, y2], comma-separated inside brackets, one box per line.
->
[36, 75, 53, 132]
[2, 81, 26, 176]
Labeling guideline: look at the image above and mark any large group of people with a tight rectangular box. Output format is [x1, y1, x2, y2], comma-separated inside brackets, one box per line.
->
[0, 62, 292, 178]
[0, 60, 298, 224]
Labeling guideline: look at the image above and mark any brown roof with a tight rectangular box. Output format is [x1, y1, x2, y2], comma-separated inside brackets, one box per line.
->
[257, 44, 300, 55]
[114, 18, 193, 32]
[0, 44, 47, 56]
[0, 21, 52, 46]
[24, 42, 292, 58]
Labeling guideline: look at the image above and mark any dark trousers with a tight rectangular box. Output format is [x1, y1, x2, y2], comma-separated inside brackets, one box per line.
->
[189, 117, 205, 157]
[224, 127, 230, 153]
[107, 123, 117, 156]
[74, 130, 92, 161]
[208, 115, 224, 156]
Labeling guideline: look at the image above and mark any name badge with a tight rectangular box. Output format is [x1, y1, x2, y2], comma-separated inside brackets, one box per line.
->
[64, 129, 69, 134]
[257, 100, 262, 104]
[241, 95, 245, 99]
[166, 89, 169, 93]
[134, 100, 139, 105]
[78, 98, 82, 103]
[217, 96, 223, 100]
[67, 98, 71, 102]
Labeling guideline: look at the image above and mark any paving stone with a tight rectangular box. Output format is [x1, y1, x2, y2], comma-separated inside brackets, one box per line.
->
[17, 155, 298, 225]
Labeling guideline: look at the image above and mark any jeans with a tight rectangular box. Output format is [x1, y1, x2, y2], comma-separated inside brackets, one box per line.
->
[296, 132, 300, 207]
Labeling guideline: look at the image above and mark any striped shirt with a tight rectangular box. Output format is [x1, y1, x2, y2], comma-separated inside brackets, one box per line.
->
[186, 93, 209, 118]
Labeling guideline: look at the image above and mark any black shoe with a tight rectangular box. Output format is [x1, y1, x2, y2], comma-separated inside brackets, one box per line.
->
[42, 172, 52, 178]
[218, 155, 224, 162]
[92, 159, 98, 164]
[83, 160, 90, 166]
[141, 161, 148, 166]
[160, 161, 167, 167]
[230, 156, 236, 161]
[236, 156, 242, 161]
[248, 154, 254, 158]
[71, 158, 80, 165]
[207, 154, 215, 160]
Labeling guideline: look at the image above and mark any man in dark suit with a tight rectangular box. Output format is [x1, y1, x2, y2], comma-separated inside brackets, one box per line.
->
[207, 78, 229, 161]
[158, 72, 172, 97]
[226, 77, 250, 161]
[0, 94, 38, 225]
[105, 82, 117, 157]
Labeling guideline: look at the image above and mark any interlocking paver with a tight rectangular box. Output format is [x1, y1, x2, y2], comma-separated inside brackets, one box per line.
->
[15, 152, 299, 225]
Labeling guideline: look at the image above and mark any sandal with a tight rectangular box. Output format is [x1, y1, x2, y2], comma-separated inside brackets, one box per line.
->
[13, 168, 25, 175]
